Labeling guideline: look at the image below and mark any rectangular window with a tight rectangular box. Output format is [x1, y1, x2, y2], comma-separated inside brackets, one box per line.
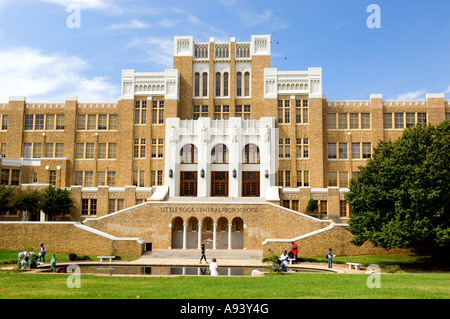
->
[277, 100, 290, 124]
[349, 113, 359, 129]
[151, 170, 156, 186]
[97, 171, 105, 186]
[152, 100, 164, 124]
[1, 143, 6, 157]
[107, 171, 116, 187]
[339, 171, 349, 188]
[327, 113, 336, 129]
[25, 115, 34, 130]
[98, 114, 107, 130]
[157, 170, 163, 186]
[295, 100, 308, 124]
[340, 200, 348, 216]
[75, 143, 84, 159]
[1, 169, 9, 185]
[55, 143, 64, 158]
[352, 142, 360, 159]
[11, 169, 20, 186]
[109, 114, 118, 130]
[45, 143, 54, 158]
[35, 115, 44, 130]
[338, 142, 347, 159]
[84, 171, 93, 187]
[361, 113, 370, 129]
[328, 143, 337, 159]
[328, 171, 337, 187]
[395, 113, 404, 129]
[383, 113, 392, 129]
[362, 142, 372, 158]
[338, 113, 348, 129]
[1, 115, 7, 130]
[406, 113, 415, 128]
[417, 113, 427, 126]
[49, 170, 57, 185]
[33, 143, 42, 158]
[23, 143, 32, 158]
[77, 114, 86, 130]
[108, 143, 117, 159]
[279, 138, 290, 158]
[285, 170, 290, 187]
[85, 143, 94, 159]
[90, 199, 97, 215]
[87, 114, 96, 130]
[304, 170, 309, 187]
[56, 114, 65, 130]
[74, 171, 83, 186]
[98, 143, 107, 159]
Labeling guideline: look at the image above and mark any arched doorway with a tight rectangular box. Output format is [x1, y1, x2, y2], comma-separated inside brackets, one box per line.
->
[201, 217, 214, 249]
[231, 217, 244, 249]
[171, 217, 183, 249]
[186, 217, 199, 249]
[216, 217, 229, 249]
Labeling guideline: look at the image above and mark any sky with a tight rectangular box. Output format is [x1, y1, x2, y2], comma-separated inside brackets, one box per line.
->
[0, 0, 448, 103]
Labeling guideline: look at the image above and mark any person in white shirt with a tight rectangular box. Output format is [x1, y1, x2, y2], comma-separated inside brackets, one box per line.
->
[280, 251, 289, 272]
[209, 258, 219, 276]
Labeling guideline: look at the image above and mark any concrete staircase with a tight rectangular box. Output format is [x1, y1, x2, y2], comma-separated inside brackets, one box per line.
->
[141, 249, 263, 261]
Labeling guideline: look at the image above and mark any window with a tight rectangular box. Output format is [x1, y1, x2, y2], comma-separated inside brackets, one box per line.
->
[338, 142, 347, 159]
[223, 72, 229, 96]
[133, 170, 145, 187]
[108, 143, 116, 159]
[107, 171, 116, 187]
[338, 113, 348, 129]
[157, 170, 163, 186]
[109, 199, 124, 214]
[244, 72, 250, 96]
[243, 144, 260, 164]
[45, 143, 54, 158]
[278, 100, 290, 124]
[417, 113, 427, 126]
[277, 170, 290, 187]
[33, 143, 42, 158]
[383, 113, 392, 129]
[202, 73, 208, 97]
[82, 199, 97, 215]
[77, 114, 86, 130]
[194, 73, 200, 97]
[236, 72, 242, 97]
[35, 115, 44, 130]
[327, 113, 336, 129]
[362, 142, 372, 158]
[328, 143, 337, 159]
[49, 170, 56, 186]
[85, 143, 94, 159]
[87, 114, 96, 130]
[349, 113, 358, 129]
[361, 113, 370, 129]
[1, 169, 9, 185]
[109, 114, 118, 130]
[56, 114, 65, 130]
[10, 170, 20, 186]
[98, 143, 107, 159]
[45, 114, 55, 130]
[85, 171, 93, 187]
[134, 139, 146, 158]
[193, 105, 208, 120]
[97, 171, 105, 186]
[135, 101, 147, 124]
[340, 200, 348, 216]
[151, 138, 163, 158]
[328, 171, 337, 187]
[296, 99, 308, 124]
[152, 101, 164, 124]
[211, 144, 229, 164]
[296, 138, 309, 158]
[74, 171, 83, 186]
[25, 115, 34, 130]
[395, 113, 404, 129]
[214, 105, 229, 120]
[55, 143, 64, 158]
[98, 114, 107, 130]
[351, 142, 360, 159]
[339, 171, 349, 188]
[406, 113, 415, 128]
[180, 144, 198, 164]
[296, 170, 309, 187]
[1, 114, 7, 130]
[23, 143, 32, 158]
[235, 105, 251, 120]
[279, 138, 290, 158]
[0, 143, 6, 157]
[215, 73, 221, 97]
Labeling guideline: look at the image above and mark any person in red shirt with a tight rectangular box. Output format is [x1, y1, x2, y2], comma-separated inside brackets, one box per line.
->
[291, 242, 298, 263]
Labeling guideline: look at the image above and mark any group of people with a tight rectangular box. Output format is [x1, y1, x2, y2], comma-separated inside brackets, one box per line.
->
[199, 244, 219, 276]
[278, 242, 299, 272]
[18, 243, 58, 272]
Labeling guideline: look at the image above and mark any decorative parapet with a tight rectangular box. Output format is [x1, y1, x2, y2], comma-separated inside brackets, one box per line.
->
[264, 67, 322, 99]
[120, 69, 179, 100]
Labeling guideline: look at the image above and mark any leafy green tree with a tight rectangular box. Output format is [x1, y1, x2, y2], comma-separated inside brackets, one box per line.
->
[345, 121, 450, 250]
[305, 198, 317, 213]
[0, 184, 16, 219]
[13, 188, 45, 221]
[41, 185, 74, 221]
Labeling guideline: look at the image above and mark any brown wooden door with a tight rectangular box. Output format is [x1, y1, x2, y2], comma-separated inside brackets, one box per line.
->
[242, 171, 260, 197]
[180, 171, 197, 196]
[211, 171, 228, 197]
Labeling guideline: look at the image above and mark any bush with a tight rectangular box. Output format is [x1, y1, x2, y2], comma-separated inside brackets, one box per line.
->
[68, 253, 77, 261]
[114, 255, 121, 260]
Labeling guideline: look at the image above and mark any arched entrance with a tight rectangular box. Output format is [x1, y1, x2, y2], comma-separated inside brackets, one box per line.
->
[201, 217, 214, 249]
[231, 217, 244, 249]
[216, 217, 229, 249]
[171, 217, 183, 249]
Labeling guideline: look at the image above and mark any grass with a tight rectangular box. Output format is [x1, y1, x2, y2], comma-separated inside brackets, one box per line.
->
[0, 271, 449, 299]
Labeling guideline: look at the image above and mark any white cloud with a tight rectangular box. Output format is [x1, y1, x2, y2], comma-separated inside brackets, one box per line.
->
[126, 37, 174, 68]
[396, 89, 427, 100]
[40, 0, 115, 10]
[109, 19, 151, 30]
[0, 48, 119, 102]
[442, 86, 450, 95]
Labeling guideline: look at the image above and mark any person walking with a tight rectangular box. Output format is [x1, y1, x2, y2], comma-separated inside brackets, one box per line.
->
[199, 244, 208, 264]
[327, 248, 335, 269]
[209, 258, 219, 276]
[39, 243, 46, 263]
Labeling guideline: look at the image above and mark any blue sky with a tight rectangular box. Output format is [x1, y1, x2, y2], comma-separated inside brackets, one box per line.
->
[0, 0, 448, 102]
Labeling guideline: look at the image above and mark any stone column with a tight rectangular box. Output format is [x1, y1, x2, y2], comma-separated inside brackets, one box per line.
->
[213, 223, 217, 249]
[197, 222, 202, 249]
[183, 222, 187, 250]
[228, 223, 232, 250]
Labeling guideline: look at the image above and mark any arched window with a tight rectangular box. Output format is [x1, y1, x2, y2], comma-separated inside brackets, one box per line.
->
[215, 72, 221, 97]
[223, 72, 229, 96]
[244, 72, 250, 96]
[236, 72, 242, 97]
[202, 72, 208, 97]
[194, 73, 200, 97]
[243, 144, 260, 164]
[211, 144, 229, 164]
[180, 144, 198, 164]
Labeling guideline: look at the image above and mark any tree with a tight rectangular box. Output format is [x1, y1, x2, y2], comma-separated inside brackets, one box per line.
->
[41, 185, 74, 221]
[345, 121, 450, 250]
[305, 198, 317, 213]
[0, 185, 15, 219]
[13, 188, 45, 221]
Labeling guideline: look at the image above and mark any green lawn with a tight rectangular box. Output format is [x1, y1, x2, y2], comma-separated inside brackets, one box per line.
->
[0, 271, 449, 299]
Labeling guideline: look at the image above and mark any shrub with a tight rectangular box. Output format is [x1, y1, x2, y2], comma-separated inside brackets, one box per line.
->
[68, 253, 77, 261]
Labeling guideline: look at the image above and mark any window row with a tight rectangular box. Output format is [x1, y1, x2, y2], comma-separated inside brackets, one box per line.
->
[1, 168, 20, 186]
[194, 72, 251, 98]
[278, 99, 309, 124]
[277, 170, 310, 188]
[193, 105, 252, 120]
[328, 142, 372, 159]
[383, 112, 427, 129]
[327, 113, 370, 130]
[278, 138, 310, 159]
[24, 114, 65, 131]
[75, 143, 116, 159]
[283, 199, 348, 216]
[77, 114, 118, 131]
[134, 100, 164, 125]
[75, 171, 116, 187]
[180, 143, 260, 164]
[134, 138, 164, 158]
[23, 143, 64, 158]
